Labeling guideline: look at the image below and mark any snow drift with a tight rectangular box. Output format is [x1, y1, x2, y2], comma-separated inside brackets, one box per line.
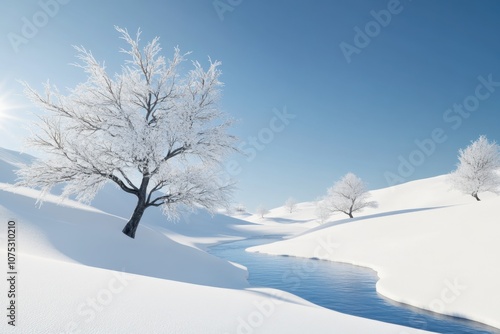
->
[0, 147, 432, 333]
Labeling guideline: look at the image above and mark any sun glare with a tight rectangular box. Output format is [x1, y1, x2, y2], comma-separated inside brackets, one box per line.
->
[0, 93, 14, 128]
[0, 95, 10, 117]
[0, 82, 25, 136]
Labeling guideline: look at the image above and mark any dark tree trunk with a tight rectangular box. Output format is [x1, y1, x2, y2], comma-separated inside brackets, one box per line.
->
[122, 200, 147, 238]
[473, 193, 481, 201]
[122, 176, 150, 239]
[348, 203, 354, 218]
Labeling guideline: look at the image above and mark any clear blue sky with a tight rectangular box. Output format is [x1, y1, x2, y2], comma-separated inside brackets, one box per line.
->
[1, 0, 500, 211]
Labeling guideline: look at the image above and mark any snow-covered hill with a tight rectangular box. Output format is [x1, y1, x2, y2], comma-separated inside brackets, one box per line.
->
[0, 147, 33, 184]
[249, 174, 500, 329]
[0, 147, 431, 333]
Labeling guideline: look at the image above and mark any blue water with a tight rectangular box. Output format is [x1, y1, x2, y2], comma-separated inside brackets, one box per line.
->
[208, 236, 500, 334]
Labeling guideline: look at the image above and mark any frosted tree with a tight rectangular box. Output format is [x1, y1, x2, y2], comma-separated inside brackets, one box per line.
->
[17, 27, 237, 238]
[256, 205, 269, 218]
[449, 135, 500, 201]
[314, 201, 331, 224]
[284, 197, 297, 213]
[322, 173, 377, 218]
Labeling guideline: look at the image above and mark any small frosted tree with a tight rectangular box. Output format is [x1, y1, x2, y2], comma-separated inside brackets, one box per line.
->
[256, 205, 269, 218]
[315, 201, 331, 224]
[284, 197, 297, 213]
[17, 27, 237, 238]
[449, 135, 500, 201]
[322, 173, 377, 218]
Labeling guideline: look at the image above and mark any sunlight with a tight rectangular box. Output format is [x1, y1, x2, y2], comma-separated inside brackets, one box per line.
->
[0, 91, 16, 130]
[0, 81, 26, 140]
[0, 82, 22, 112]
[0, 95, 10, 118]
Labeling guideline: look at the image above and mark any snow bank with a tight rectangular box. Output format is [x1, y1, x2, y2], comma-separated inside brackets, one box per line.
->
[249, 175, 500, 329]
[2, 253, 434, 334]
[0, 148, 432, 333]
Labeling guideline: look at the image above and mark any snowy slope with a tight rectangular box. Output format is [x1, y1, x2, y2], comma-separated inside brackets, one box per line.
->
[0, 147, 33, 184]
[245, 174, 490, 227]
[249, 175, 500, 329]
[0, 185, 248, 288]
[0, 148, 432, 334]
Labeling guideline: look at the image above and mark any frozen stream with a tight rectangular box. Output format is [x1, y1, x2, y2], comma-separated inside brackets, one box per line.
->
[208, 236, 499, 334]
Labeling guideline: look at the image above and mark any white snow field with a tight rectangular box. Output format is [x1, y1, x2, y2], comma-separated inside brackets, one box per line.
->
[249, 174, 500, 330]
[0, 147, 432, 333]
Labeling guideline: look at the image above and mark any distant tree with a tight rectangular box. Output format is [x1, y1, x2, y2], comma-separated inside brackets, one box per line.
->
[449, 135, 500, 201]
[256, 205, 269, 218]
[17, 27, 237, 239]
[233, 203, 246, 214]
[315, 200, 331, 224]
[322, 173, 377, 218]
[284, 197, 297, 213]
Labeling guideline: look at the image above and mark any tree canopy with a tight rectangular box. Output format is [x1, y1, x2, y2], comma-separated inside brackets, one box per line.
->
[18, 27, 238, 238]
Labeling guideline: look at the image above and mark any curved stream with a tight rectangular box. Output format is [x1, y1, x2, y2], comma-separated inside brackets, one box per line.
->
[208, 236, 499, 334]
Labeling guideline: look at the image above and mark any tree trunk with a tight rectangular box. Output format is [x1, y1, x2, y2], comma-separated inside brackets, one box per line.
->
[473, 193, 481, 201]
[348, 212, 353, 218]
[122, 176, 150, 239]
[122, 200, 147, 238]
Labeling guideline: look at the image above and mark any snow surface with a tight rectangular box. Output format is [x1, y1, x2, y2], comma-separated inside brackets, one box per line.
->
[0, 147, 432, 333]
[249, 174, 500, 330]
